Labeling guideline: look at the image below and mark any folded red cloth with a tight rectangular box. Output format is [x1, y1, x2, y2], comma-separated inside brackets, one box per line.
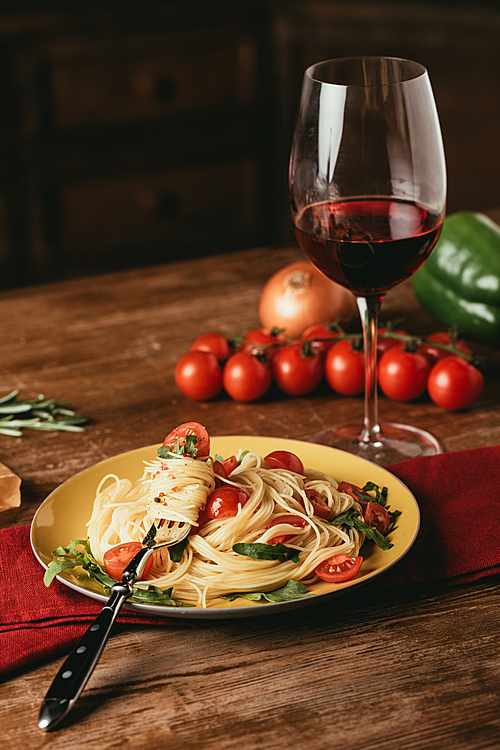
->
[382, 443, 500, 587]
[0, 524, 183, 679]
[1, 444, 499, 679]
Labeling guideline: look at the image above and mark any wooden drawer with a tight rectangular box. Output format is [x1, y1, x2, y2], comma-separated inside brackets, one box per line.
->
[57, 159, 258, 257]
[48, 28, 257, 128]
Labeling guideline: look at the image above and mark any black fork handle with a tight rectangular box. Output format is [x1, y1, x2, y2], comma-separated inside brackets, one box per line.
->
[38, 546, 154, 731]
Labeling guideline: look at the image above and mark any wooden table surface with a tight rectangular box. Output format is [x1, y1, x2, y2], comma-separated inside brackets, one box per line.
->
[1, 210, 500, 749]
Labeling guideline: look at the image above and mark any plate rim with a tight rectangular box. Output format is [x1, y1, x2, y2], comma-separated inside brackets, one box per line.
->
[30, 435, 420, 620]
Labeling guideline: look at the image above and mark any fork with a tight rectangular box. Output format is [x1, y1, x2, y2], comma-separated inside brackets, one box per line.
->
[38, 519, 190, 731]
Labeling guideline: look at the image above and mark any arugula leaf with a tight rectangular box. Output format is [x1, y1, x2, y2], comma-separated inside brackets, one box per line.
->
[168, 537, 189, 563]
[233, 542, 301, 563]
[330, 508, 393, 551]
[131, 584, 194, 607]
[363, 481, 388, 505]
[214, 449, 249, 466]
[222, 580, 310, 603]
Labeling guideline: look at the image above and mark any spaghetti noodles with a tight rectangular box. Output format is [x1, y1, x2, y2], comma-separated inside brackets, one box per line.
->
[87, 447, 365, 608]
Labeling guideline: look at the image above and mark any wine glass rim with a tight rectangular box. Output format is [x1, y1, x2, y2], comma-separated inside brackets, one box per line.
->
[305, 56, 428, 86]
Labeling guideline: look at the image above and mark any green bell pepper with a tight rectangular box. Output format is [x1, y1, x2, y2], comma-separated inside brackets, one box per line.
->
[412, 211, 500, 346]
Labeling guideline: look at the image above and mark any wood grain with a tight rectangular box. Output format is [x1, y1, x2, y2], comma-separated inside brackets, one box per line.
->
[1, 219, 499, 748]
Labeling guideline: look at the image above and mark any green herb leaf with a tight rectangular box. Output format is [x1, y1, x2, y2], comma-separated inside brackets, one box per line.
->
[131, 584, 193, 607]
[330, 508, 393, 550]
[222, 580, 310, 603]
[168, 537, 189, 563]
[233, 542, 301, 563]
[362, 481, 389, 506]
[0, 391, 90, 437]
[156, 435, 199, 460]
[43, 537, 189, 606]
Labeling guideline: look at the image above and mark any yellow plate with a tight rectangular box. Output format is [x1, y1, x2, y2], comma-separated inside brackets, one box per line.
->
[31, 436, 419, 619]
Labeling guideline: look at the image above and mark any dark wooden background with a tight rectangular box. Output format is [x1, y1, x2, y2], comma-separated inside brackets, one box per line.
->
[0, 0, 499, 289]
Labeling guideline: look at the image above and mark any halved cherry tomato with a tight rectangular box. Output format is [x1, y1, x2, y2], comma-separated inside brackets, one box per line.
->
[337, 481, 368, 511]
[364, 501, 390, 535]
[301, 488, 330, 519]
[267, 514, 307, 544]
[314, 554, 363, 582]
[264, 450, 305, 475]
[162, 422, 210, 457]
[221, 455, 238, 474]
[190, 332, 232, 362]
[103, 542, 154, 581]
[212, 455, 238, 485]
[212, 461, 229, 484]
[204, 486, 249, 520]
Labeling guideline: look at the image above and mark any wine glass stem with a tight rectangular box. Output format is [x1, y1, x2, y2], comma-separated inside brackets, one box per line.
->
[356, 296, 383, 446]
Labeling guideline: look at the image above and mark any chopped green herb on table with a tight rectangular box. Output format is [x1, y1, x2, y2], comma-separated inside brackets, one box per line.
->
[0, 389, 90, 436]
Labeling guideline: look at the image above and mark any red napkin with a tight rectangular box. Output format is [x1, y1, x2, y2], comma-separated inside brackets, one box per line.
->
[1, 444, 499, 679]
[0, 525, 189, 680]
[381, 443, 500, 587]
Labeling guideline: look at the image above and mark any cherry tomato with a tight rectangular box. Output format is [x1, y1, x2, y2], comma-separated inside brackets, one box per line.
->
[420, 332, 471, 366]
[190, 332, 232, 362]
[315, 554, 363, 583]
[377, 327, 407, 357]
[427, 356, 484, 410]
[204, 486, 249, 519]
[378, 345, 430, 401]
[163, 422, 210, 457]
[223, 351, 272, 401]
[242, 328, 284, 356]
[103, 542, 154, 581]
[325, 339, 365, 395]
[212, 455, 238, 484]
[364, 501, 390, 535]
[267, 514, 307, 544]
[301, 322, 340, 355]
[337, 481, 368, 511]
[264, 450, 305, 475]
[174, 351, 222, 401]
[301, 488, 330, 519]
[212, 461, 229, 483]
[272, 342, 323, 396]
[221, 455, 238, 474]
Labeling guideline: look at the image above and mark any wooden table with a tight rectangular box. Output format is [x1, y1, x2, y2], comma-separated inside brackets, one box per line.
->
[1, 212, 500, 749]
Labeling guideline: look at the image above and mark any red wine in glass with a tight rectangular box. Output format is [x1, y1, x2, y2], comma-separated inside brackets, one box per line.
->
[294, 198, 442, 297]
[289, 56, 447, 464]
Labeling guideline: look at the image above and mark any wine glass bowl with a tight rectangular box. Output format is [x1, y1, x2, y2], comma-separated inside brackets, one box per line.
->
[289, 56, 447, 465]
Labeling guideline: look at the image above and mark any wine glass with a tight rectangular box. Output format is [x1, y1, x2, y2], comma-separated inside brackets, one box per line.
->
[289, 56, 447, 465]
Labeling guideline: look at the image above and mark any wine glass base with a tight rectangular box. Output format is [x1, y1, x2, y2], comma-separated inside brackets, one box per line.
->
[309, 423, 442, 466]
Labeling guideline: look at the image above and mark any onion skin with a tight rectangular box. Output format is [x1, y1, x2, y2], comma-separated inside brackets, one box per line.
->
[258, 261, 357, 338]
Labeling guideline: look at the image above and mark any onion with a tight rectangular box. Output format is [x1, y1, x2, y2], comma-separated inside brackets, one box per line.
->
[258, 261, 356, 338]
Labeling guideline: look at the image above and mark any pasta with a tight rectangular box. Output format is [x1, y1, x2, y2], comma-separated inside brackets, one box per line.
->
[87, 448, 365, 608]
